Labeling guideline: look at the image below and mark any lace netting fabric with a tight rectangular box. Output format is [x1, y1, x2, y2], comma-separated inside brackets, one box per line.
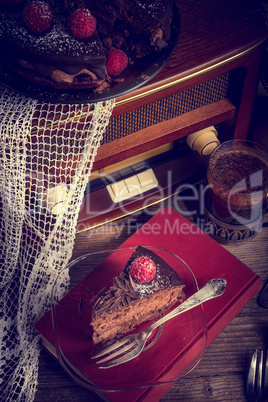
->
[0, 84, 115, 401]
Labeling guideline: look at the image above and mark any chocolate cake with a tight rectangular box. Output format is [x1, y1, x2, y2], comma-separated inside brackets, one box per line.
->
[91, 246, 185, 344]
[0, 0, 174, 91]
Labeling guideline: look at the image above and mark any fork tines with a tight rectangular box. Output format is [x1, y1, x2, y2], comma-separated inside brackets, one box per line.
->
[264, 349, 268, 397]
[246, 348, 268, 400]
[91, 336, 135, 368]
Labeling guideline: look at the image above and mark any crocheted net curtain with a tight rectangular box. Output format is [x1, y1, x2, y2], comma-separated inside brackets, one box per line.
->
[0, 84, 114, 401]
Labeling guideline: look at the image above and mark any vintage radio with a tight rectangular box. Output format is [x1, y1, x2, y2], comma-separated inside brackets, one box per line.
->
[40, 0, 268, 231]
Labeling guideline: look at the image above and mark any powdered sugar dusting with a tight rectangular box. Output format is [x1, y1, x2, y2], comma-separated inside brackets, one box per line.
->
[133, 262, 173, 296]
[136, 0, 171, 19]
[0, 8, 102, 57]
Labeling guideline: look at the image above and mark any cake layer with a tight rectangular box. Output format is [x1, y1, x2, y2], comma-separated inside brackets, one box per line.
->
[92, 287, 185, 344]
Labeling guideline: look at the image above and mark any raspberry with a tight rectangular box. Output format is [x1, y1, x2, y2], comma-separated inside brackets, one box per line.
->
[68, 8, 96, 39]
[23, 1, 52, 33]
[130, 256, 156, 284]
[105, 49, 128, 76]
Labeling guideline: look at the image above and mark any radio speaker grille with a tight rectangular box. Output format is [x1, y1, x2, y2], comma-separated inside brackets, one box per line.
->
[102, 72, 231, 145]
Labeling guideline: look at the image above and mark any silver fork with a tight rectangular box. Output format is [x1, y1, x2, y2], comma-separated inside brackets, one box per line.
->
[246, 349, 268, 401]
[92, 278, 227, 369]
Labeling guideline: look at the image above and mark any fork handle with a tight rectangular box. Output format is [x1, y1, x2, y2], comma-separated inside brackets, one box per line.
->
[148, 278, 227, 333]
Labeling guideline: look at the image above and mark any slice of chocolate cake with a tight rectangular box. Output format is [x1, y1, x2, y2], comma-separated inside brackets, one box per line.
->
[91, 246, 185, 344]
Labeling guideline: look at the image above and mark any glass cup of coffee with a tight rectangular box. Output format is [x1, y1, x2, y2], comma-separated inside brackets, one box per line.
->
[207, 140, 268, 228]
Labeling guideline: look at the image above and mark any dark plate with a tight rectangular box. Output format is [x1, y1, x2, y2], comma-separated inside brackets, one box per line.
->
[0, 6, 180, 104]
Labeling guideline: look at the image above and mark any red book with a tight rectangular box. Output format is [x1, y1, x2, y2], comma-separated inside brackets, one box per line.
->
[35, 207, 261, 401]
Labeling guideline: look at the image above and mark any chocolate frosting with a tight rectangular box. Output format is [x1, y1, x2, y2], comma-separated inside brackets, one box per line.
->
[92, 274, 140, 318]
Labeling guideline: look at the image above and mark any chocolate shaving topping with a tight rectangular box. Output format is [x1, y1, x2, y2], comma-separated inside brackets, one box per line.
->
[129, 274, 135, 290]
[92, 273, 140, 318]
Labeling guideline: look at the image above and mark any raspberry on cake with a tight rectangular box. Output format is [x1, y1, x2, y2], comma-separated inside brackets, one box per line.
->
[23, 1, 52, 33]
[130, 255, 156, 283]
[91, 246, 185, 344]
[105, 49, 128, 76]
[68, 7, 97, 39]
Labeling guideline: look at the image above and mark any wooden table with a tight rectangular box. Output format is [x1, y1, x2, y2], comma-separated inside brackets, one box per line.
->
[34, 194, 268, 401]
